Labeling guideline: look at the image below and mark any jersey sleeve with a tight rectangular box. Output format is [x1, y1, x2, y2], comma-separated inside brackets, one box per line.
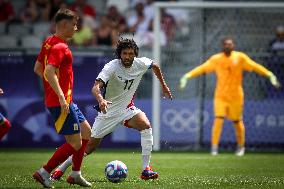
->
[96, 61, 115, 84]
[48, 44, 66, 68]
[136, 57, 153, 71]
[36, 43, 46, 64]
[185, 57, 215, 78]
[241, 53, 271, 77]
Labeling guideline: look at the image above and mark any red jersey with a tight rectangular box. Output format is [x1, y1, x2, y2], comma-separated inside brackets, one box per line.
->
[37, 35, 74, 107]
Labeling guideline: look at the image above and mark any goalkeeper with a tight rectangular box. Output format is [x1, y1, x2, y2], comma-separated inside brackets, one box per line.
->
[179, 37, 280, 156]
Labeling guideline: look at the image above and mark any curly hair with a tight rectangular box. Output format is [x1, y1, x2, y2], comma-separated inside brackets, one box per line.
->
[115, 38, 139, 59]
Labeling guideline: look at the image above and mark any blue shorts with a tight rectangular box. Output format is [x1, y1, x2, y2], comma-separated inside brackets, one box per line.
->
[48, 103, 86, 135]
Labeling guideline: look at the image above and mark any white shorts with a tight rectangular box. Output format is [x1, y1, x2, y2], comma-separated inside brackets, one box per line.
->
[91, 106, 142, 138]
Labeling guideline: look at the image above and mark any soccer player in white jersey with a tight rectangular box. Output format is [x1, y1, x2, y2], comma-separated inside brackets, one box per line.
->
[51, 38, 173, 180]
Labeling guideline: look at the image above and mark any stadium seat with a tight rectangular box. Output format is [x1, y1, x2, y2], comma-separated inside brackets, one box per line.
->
[0, 23, 6, 34]
[32, 22, 51, 39]
[10, 0, 25, 16]
[20, 35, 42, 49]
[88, 0, 106, 16]
[8, 23, 32, 37]
[0, 35, 18, 49]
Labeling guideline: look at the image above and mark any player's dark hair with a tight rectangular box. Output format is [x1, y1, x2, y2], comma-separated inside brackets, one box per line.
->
[221, 37, 234, 44]
[115, 38, 139, 59]
[54, 8, 78, 23]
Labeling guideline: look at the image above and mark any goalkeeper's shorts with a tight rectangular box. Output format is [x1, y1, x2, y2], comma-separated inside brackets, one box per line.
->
[214, 98, 243, 121]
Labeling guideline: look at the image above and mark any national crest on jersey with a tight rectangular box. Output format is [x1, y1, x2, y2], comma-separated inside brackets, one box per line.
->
[96, 57, 153, 115]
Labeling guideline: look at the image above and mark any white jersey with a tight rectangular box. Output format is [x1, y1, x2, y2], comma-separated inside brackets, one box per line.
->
[96, 57, 153, 116]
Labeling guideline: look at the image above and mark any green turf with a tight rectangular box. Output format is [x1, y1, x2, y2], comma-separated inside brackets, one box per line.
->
[0, 149, 283, 188]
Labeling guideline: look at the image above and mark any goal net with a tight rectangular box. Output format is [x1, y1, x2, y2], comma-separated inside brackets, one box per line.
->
[152, 1, 284, 151]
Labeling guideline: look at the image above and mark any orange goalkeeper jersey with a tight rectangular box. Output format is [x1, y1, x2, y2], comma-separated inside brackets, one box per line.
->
[185, 51, 271, 103]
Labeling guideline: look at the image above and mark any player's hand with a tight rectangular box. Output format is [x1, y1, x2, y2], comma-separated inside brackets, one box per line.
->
[99, 99, 112, 114]
[0, 88, 3, 95]
[162, 85, 173, 100]
[59, 95, 69, 114]
[269, 73, 281, 89]
[179, 75, 188, 90]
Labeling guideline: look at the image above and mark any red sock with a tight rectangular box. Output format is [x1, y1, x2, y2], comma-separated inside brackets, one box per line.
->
[43, 143, 76, 173]
[0, 119, 11, 140]
[72, 139, 88, 171]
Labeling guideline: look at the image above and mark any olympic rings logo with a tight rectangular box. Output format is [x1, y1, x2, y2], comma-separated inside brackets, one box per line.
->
[162, 109, 210, 133]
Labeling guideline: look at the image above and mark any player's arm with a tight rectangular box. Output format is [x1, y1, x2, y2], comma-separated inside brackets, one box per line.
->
[35, 42, 45, 78]
[34, 61, 43, 78]
[45, 64, 69, 114]
[152, 63, 173, 100]
[91, 79, 112, 114]
[0, 88, 3, 95]
[242, 54, 281, 88]
[179, 59, 214, 90]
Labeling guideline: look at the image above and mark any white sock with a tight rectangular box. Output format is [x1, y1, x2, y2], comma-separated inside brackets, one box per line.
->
[140, 128, 153, 170]
[211, 145, 218, 151]
[70, 170, 81, 177]
[58, 155, 72, 172]
[39, 167, 50, 177]
[142, 155, 150, 170]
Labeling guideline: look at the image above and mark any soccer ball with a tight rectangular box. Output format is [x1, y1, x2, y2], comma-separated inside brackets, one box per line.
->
[105, 160, 128, 183]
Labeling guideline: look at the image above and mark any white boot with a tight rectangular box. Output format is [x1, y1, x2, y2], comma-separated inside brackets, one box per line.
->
[33, 168, 53, 188]
[211, 145, 218, 156]
[235, 146, 245, 156]
[67, 171, 92, 187]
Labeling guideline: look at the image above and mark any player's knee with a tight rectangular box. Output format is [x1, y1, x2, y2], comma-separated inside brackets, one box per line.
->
[233, 120, 241, 124]
[215, 116, 225, 120]
[74, 143, 82, 151]
[80, 121, 92, 139]
[70, 141, 82, 151]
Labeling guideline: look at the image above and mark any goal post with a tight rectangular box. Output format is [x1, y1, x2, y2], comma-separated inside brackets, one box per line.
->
[152, 1, 284, 151]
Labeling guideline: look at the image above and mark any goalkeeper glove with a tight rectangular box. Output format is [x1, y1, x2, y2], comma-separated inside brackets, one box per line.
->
[179, 75, 189, 90]
[269, 72, 281, 88]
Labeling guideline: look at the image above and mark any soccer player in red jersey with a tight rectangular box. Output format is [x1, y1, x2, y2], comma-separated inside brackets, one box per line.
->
[0, 88, 11, 140]
[33, 8, 92, 188]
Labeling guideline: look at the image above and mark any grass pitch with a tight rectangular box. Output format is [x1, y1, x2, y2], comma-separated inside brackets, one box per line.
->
[0, 149, 283, 188]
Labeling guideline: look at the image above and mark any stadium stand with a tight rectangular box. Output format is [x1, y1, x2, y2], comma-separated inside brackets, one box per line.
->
[0, 35, 18, 49]
[8, 23, 32, 38]
[106, 0, 130, 13]
[20, 35, 42, 48]
[0, 23, 6, 34]
[32, 22, 51, 39]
